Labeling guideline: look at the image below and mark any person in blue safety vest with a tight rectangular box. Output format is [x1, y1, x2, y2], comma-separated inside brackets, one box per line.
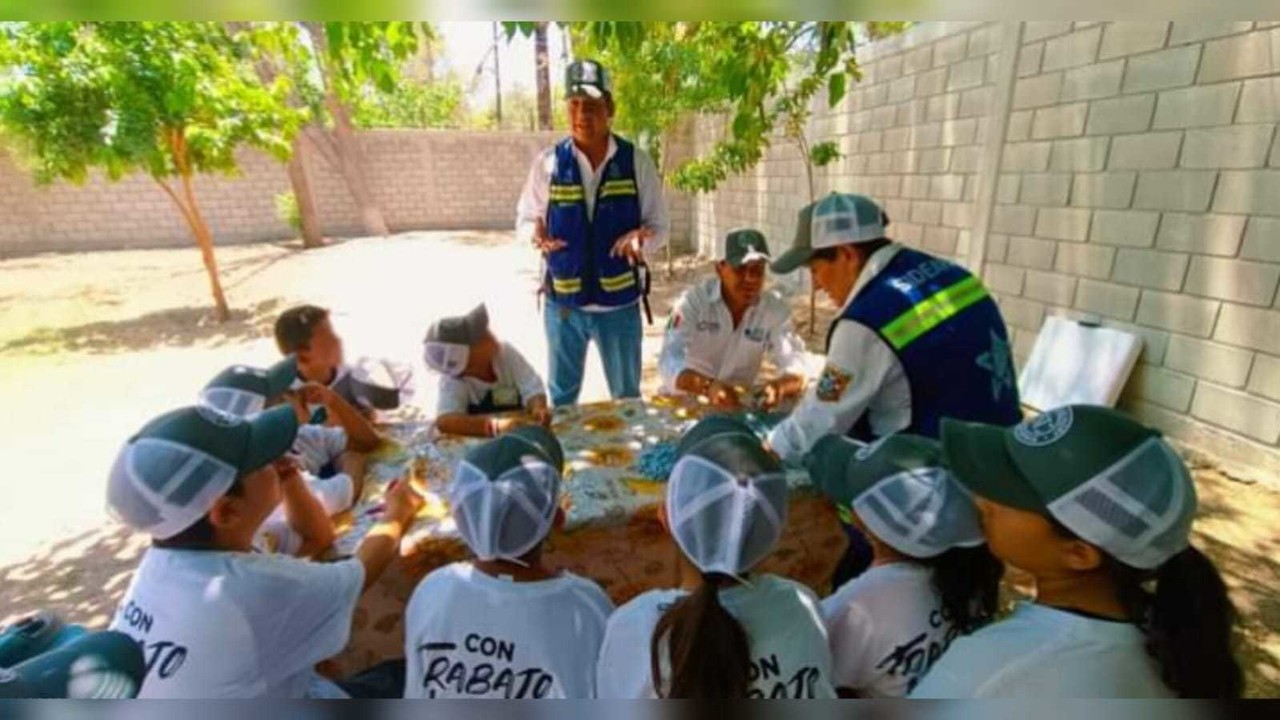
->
[516, 59, 669, 407]
[768, 192, 1023, 586]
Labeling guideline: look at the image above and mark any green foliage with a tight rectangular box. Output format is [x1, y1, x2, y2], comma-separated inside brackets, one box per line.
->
[275, 190, 301, 232]
[809, 141, 842, 168]
[349, 73, 467, 129]
[0, 22, 304, 184]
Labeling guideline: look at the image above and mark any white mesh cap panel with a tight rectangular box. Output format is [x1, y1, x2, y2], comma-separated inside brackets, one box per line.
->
[106, 437, 237, 539]
[423, 341, 469, 377]
[199, 387, 266, 418]
[852, 468, 984, 559]
[449, 459, 560, 562]
[1046, 437, 1195, 570]
[666, 455, 788, 577]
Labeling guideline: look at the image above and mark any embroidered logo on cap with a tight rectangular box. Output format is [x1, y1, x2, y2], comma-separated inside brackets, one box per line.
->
[1013, 407, 1074, 447]
[196, 404, 245, 428]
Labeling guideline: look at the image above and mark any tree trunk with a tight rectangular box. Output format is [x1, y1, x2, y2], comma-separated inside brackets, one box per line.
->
[326, 92, 390, 236]
[288, 137, 325, 248]
[160, 132, 230, 322]
[303, 21, 390, 238]
[659, 125, 675, 280]
[534, 22, 552, 131]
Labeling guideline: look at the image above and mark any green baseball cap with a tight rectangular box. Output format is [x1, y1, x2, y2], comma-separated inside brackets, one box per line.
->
[450, 425, 565, 561]
[565, 59, 612, 99]
[771, 193, 890, 275]
[941, 405, 1197, 570]
[106, 404, 300, 539]
[722, 229, 772, 268]
[199, 356, 297, 417]
[806, 434, 983, 558]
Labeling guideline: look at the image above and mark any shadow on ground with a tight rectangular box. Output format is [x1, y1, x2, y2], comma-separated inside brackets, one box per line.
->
[0, 523, 146, 630]
[0, 298, 285, 356]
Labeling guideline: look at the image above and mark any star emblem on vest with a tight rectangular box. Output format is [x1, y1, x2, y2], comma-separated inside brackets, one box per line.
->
[975, 330, 1015, 403]
[1013, 407, 1075, 447]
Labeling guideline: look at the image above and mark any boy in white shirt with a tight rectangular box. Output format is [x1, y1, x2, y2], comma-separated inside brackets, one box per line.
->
[403, 426, 613, 699]
[658, 229, 809, 411]
[596, 416, 836, 699]
[424, 304, 552, 437]
[199, 357, 382, 557]
[106, 402, 423, 698]
[805, 433, 1003, 697]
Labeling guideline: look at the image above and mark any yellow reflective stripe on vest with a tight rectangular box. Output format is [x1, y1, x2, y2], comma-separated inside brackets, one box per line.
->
[552, 277, 582, 294]
[549, 184, 585, 203]
[881, 275, 989, 350]
[599, 271, 637, 292]
[599, 179, 638, 198]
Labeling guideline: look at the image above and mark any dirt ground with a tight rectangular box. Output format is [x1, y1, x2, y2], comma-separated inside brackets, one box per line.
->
[1, 231, 1277, 696]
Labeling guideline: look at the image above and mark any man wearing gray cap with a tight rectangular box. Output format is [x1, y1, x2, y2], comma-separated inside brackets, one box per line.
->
[516, 59, 669, 407]
[657, 228, 809, 410]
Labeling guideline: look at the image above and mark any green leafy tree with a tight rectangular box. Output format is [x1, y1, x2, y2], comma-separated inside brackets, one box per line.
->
[349, 72, 467, 129]
[0, 22, 304, 321]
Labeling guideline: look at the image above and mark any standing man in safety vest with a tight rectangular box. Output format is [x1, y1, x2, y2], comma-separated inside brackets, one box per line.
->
[516, 60, 669, 407]
[768, 192, 1022, 583]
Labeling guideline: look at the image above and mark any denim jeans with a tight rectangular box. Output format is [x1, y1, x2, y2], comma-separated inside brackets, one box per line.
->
[543, 301, 642, 407]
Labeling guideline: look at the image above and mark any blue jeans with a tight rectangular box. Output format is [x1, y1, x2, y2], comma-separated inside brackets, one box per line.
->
[544, 300, 642, 407]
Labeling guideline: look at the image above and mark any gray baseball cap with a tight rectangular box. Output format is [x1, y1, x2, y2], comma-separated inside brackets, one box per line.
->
[772, 193, 890, 275]
[942, 405, 1197, 570]
[423, 304, 489, 376]
[722, 229, 772, 268]
[106, 404, 299, 539]
[565, 60, 612, 99]
[806, 434, 984, 558]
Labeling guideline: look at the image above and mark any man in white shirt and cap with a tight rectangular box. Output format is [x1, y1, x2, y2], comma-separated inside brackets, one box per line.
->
[515, 59, 669, 407]
[658, 228, 809, 410]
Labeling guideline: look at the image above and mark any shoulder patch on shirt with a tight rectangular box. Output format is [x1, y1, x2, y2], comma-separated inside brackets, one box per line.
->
[816, 364, 854, 403]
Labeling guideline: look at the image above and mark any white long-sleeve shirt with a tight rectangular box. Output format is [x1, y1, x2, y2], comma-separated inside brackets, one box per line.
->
[515, 135, 668, 312]
[768, 243, 913, 463]
[658, 277, 810, 392]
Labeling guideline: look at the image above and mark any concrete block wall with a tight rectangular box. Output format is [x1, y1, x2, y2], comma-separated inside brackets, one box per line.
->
[688, 21, 1280, 479]
[0, 129, 564, 256]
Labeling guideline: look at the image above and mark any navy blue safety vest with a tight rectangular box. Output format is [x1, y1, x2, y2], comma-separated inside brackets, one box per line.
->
[544, 135, 643, 308]
[827, 247, 1023, 441]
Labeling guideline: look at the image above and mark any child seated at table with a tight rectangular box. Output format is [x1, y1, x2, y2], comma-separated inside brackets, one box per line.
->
[106, 402, 423, 697]
[403, 426, 614, 699]
[805, 433, 1004, 697]
[595, 416, 837, 699]
[200, 357, 382, 557]
[274, 304, 373, 423]
[423, 304, 552, 438]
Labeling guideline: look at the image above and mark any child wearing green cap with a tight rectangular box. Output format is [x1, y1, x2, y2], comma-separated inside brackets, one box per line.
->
[596, 416, 836, 699]
[911, 405, 1243, 699]
[805, 433, 1003, 697]
[106, 403, 424, 698]
[403, 426, 613, 699]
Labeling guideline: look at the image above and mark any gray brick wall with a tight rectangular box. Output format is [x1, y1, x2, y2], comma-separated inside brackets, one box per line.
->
[687, 21, 1280, 479]
[0, 129, 566, 256]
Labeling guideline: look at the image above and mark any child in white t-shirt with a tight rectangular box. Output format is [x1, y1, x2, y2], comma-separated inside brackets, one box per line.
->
[200, 357, 383, 557]
[804, 433, 1003, 697]
[596, 416, 837, 699]
[403, 425, 613, 699]
[912, 405, 1243, 699]
[423, 304, 551, 438]
[105, 403, 423, 698]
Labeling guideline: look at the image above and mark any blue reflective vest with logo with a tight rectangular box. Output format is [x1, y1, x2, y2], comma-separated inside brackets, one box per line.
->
[544, 135, 643, 308]
[826, 247, 1023, 441]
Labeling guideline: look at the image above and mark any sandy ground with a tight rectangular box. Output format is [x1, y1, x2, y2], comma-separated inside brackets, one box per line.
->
[1, 231, 1277, 696]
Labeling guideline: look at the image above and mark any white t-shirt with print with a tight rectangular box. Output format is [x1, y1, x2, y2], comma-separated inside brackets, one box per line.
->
[821, 563, 959, 698]
[910, 602, 1172, 698]
[435, 342, 547, 417]
[404, 562, 614, 699]
[108, 548, 365, 698]
[658, 278, 810, 392]
[596, 574, 837, 699]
